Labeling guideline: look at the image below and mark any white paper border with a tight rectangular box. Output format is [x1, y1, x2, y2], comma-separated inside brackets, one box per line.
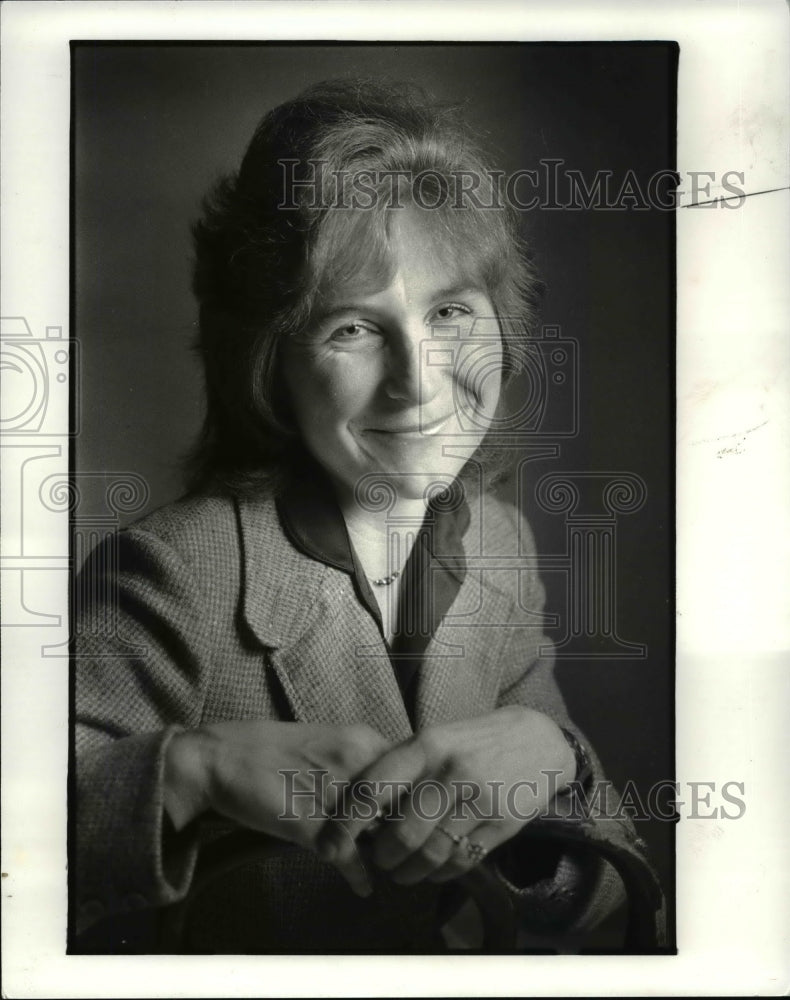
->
[2, 1, 789, 996]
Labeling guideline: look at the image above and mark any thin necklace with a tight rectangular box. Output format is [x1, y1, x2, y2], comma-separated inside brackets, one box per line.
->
[345, 521, 406, 587]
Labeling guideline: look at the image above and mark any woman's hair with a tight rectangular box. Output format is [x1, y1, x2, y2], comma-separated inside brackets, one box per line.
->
[187, 78, 542, 495]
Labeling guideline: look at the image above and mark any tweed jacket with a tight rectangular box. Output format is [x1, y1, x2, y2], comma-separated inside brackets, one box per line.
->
[74, 486, 650, 951]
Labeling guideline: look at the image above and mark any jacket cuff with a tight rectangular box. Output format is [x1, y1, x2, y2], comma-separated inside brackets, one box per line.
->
[75, 726, 199, 934]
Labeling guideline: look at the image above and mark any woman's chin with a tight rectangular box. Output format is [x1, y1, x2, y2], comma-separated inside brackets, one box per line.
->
[362, 468, 466, 504]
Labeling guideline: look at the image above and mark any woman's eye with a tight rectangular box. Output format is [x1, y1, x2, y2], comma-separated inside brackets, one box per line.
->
[432, 303, 472, 322]
[329, 322, 381, 345]
[333, 324, 363, 339]
[332, 323, 365, 339]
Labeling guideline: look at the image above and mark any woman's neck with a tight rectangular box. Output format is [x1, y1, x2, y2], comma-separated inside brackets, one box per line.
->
[340, 495, 427, 539]
[331, 489, 425, 643]
[336, 486, 427, 584]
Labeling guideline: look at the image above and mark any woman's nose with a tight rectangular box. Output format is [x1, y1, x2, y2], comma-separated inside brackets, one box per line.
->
[384, 321, 441, 405]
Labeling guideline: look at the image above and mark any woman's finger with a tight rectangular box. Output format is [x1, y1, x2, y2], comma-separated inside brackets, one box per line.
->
[427, 823, 504, 882]
[382, 807, 489, 885]
[316, 738, 428, 870]
[367, 777, 456, 872]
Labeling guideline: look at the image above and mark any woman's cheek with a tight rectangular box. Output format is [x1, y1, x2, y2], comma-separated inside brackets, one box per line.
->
[320, 353, 381, 412]
[456, 357, 502, 418]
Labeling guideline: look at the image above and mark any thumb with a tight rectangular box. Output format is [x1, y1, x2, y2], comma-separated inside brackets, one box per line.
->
[322, 825, 374, 897]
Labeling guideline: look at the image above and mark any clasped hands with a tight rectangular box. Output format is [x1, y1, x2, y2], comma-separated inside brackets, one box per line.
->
[164, 705, 576, 898]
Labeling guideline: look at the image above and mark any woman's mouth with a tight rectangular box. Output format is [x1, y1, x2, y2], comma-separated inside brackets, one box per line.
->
[365, 413, 454, 438]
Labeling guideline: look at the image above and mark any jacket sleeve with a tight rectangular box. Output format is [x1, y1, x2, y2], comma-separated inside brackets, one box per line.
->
[74, 527, 215, 934]
[485, 508, 665, 944]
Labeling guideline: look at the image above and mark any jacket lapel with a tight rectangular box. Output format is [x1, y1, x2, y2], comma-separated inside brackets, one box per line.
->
[270, 610, 413, 744]
[414, 489, 516, 729]
[415, 568, 514, 729]
[236, 495, 412, 743]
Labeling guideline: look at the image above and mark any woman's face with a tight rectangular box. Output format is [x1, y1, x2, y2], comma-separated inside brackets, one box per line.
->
[281, 209, 503, 503]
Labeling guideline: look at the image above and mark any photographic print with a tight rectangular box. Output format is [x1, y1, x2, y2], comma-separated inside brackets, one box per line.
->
[3, 3, 788, 995]
[69, 42, 675, 955]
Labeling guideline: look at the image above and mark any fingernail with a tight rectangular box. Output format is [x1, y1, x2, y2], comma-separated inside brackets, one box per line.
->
[351, 866, 373, 897]
[317, 837, 337, 865]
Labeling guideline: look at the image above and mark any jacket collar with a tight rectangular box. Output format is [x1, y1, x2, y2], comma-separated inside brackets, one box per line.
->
[237, 466, 478, 652]
[276, 459, 471, 587]
[276, 461, 355, 576]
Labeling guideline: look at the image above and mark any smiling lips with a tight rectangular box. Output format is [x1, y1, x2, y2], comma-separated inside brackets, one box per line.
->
[366, 414, 454, 437]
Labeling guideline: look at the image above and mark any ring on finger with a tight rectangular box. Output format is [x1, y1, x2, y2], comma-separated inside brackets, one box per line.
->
[436, 825, 464, 847]
[464, 838, 488, 863]
[436, 826, 488, 863]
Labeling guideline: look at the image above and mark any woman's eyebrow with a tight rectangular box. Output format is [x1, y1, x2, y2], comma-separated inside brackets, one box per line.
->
[312, 302, 370, 323]
[428, 284, 484, 303]
[315, 286, 485, 323]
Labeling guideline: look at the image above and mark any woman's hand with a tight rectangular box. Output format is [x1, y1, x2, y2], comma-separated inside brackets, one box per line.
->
[164, 720, 390, 895]
[317, 706, 576, 886]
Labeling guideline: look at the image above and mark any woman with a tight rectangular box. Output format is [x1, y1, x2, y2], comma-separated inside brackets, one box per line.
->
[74, 79, 660, 953]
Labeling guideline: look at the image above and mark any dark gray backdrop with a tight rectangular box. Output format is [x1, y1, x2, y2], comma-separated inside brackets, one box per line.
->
[73, 42, 675, 941]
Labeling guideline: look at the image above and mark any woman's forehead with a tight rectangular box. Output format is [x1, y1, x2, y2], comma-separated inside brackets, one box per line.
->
[311, 204, 491, 304]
